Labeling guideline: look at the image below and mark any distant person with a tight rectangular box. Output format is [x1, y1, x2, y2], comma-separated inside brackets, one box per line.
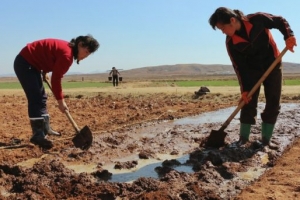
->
[209, 7, 296, 145]
[14, 35, 100, 148]
[109, 67, 120, 87]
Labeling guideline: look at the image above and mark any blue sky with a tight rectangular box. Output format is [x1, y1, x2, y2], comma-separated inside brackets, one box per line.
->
[1, 0, 299, 75]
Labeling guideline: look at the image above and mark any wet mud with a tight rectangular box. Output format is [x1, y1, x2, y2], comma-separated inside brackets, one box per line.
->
[0, 94, 300, 199]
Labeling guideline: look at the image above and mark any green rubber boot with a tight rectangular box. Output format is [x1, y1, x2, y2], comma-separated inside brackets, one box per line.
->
[239, 123, 251, 143]
[261, 122, 275, 145]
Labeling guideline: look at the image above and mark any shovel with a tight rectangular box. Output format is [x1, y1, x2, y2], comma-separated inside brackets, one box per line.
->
[44, 79, 93, 150]
[203, 47, 288, 148]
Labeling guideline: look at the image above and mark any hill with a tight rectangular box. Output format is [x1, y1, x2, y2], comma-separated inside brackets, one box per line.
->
[64, 62, 300, 81]
[1, 62, 300, 82]
[117, 62, 300, 76]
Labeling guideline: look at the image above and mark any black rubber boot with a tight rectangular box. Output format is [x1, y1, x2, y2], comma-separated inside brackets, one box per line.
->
[42, 114, 61, 136]
[30, 118, 53, 149]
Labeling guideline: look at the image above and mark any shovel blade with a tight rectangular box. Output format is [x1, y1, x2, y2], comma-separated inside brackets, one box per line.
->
[202, 129, 227, 148]
[72, 125, 93, 150]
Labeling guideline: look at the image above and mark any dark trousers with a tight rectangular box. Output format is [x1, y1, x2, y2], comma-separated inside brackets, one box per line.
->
[112, 75, 118, 86]
[240, 64, 282, 125]
[14, 54, 48, 118]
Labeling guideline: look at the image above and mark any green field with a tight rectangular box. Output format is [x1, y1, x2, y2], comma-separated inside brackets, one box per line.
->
[0, 79, 300, 89]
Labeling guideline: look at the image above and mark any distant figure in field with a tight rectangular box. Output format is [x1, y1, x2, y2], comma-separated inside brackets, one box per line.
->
[109, 67, 120, 87]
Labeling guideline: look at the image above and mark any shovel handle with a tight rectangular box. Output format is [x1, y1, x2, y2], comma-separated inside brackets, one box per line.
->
[64, 110, 81, 133]
[44, 79, 80, 133]
[220, 47, 288, 131]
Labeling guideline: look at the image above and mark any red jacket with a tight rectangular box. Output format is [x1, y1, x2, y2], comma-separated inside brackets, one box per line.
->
[226, 12, 294, 92]
[20, 39, 73, 100]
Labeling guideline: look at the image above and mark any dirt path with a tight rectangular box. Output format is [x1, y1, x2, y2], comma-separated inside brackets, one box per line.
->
[236, 137, 300, 199]
[0, 86, 299, 199]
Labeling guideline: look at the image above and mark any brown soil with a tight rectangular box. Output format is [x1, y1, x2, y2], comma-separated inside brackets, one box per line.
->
[0, 85, 300, 199]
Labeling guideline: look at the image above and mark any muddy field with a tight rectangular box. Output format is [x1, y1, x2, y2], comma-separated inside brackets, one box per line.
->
[0, 85, 300, 199]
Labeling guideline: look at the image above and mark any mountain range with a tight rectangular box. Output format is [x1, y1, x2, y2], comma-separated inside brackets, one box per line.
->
[1, 62, 299, 80]
[79, 62, 300, 81]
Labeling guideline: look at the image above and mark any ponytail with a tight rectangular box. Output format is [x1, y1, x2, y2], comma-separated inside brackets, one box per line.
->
[209, 7, 246, 30]
[69, 34, 100, 64]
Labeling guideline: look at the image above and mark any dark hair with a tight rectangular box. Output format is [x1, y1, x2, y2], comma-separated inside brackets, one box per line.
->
[209, 7, 245, 30]
[69, 34, 100, 64]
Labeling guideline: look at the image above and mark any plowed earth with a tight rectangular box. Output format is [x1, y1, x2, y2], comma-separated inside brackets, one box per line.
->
[0, 86, 300, 200]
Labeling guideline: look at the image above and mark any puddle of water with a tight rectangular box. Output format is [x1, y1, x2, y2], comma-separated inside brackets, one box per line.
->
[108, 154, 192, 183]
[109, 160, 163, 183]
[17, 154, 48, 168]
[235, 153, 269, 181]
[237, 167, 266, 181]
[63, 153, 192, 183]
[54, 153, 193, 183]
[16, 152, 193, 183]
[174, 103, 299, 125]
[175, 107, 237, 125]
[260, 153, 269, 165]
[64, 163, 98, 174]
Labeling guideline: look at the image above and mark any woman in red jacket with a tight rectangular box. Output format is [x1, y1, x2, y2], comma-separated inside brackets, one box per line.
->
[14, 35, 99, 148]
[209, 7, 296, 145]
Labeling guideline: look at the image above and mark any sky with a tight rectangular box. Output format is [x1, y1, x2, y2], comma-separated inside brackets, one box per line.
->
[1, 0, 299, 75]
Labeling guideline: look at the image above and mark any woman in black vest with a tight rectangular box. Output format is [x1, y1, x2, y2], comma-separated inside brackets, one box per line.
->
[209, 7, 296, 145]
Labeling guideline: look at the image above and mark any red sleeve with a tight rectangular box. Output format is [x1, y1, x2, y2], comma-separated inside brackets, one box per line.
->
[19, 39, 73, 100]
[51, 56, 73, 100]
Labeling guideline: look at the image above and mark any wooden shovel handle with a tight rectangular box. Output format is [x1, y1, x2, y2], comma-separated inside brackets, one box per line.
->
[64, 109, 80, 133]
[44, 79, 80, 133]
[220, 47, 288, 131]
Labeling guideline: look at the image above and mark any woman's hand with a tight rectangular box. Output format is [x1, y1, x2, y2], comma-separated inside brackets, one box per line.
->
[285, 36, 297, 52]
[240, 91, 251, 104]
[57, 99, 69, 113]
[42, 72, 50, 82]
